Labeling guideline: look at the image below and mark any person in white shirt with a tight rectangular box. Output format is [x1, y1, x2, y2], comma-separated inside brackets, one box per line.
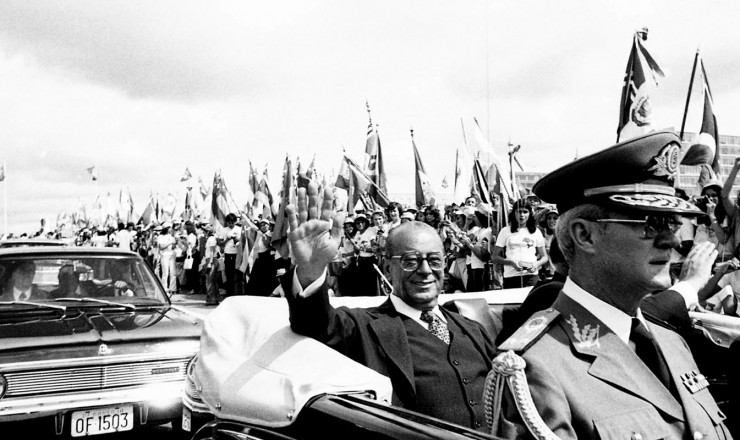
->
[116, 222, 135, 251]
[157, 223, 177, 294]
[491, 199, 548, 289]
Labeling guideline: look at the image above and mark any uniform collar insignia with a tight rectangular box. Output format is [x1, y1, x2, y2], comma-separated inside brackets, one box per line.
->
[646, 143, 679, 180]
[566, 315, 600, 350]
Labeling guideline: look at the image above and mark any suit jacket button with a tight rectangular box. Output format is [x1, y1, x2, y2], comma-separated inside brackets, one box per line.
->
[693, 432, 704, 440]
[452, 359, 460, 366]
[631, 433, 642, 440]
[462, 378, 470, 384]
[468, 399, 476, 406]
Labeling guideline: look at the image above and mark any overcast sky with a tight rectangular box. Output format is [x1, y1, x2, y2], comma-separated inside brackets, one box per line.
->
[1, 0, 739, 234]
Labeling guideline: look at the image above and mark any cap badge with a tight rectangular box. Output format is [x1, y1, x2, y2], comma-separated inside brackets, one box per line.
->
[566, 315, 600, 350]
[647, 143, 679, 179]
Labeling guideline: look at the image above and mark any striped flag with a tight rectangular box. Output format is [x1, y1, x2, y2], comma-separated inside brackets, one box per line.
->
[681, 55, 720, 179]
[254, 167, 274, 220]
[364, 101, 388, 201]
[211, 173, 228, 229]
[617, 29, 665, 142]
[412, 129, 435, 208]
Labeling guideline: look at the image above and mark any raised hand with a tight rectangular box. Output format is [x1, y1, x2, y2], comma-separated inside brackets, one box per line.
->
[680, 241, 718, 291]
[286, 183, 346, 288]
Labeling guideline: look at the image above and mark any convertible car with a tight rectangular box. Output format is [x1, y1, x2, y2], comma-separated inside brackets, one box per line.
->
[0, 247, 203, 437]
[182, 287, 740, 440]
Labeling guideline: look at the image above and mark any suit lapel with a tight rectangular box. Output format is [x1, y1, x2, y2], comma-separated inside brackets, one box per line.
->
[552, 294, 684, 422]
[368, 299, 416, 396]
[442, 308, 491, 365]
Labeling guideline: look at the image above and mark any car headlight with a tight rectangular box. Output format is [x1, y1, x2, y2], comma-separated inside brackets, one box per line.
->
[0, 375, 6, 399]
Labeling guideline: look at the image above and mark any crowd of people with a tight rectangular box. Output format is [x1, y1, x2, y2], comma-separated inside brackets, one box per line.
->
[6, 155, 740, 318]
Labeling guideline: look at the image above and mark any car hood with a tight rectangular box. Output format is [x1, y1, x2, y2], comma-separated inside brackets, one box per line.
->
[0, 305, 203, 351]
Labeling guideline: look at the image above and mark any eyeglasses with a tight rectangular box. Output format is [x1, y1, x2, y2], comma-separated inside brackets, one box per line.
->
[595, 215, 683, 239]
[390, 252, 446, 272]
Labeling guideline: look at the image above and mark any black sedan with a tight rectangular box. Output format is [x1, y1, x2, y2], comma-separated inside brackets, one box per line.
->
[0, 247, 203, 437]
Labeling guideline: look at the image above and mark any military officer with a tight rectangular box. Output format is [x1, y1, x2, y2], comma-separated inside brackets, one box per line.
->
[496, 131, 732, 439]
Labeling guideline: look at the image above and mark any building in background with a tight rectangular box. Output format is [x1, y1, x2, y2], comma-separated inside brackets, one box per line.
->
[678, 132, 740, 198]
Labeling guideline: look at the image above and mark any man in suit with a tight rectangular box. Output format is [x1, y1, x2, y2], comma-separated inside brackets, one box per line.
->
[0, 260, 47, 301]
[496, 131, 731, 439]
[283, 183, 496, 432]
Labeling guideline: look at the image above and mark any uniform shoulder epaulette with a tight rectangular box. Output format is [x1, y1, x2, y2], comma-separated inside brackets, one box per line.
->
[498, 308, 560, 353]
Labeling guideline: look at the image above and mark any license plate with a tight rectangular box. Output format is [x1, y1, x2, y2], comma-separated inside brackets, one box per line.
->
[70, 405, 134, 437]
[181, 407, 192, 432]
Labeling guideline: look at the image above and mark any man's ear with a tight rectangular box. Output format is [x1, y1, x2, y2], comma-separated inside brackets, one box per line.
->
[570, 219, 599, 255]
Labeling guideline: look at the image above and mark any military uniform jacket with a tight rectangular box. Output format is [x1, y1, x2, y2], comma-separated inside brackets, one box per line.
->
[283, 271, 496, 409]
[499, 292, 731, 440]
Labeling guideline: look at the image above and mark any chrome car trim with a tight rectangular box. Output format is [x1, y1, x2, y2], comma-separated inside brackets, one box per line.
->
[3, 358, 191, 397]
[0, 381, 184, 420]
[0, 344, 199, 372]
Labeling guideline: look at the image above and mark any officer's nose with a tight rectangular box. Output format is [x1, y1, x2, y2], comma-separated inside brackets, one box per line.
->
[653, 227, 680, 250]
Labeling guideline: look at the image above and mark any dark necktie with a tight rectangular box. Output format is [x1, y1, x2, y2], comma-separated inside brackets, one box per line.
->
[630, 318, 672, 390]
[420, 310, 450, 344]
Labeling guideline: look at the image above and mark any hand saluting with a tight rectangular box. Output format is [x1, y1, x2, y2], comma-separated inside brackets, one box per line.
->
[286, 183, 346, 288]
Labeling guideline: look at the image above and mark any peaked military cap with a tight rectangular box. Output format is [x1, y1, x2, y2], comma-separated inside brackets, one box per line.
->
[533, 130, 702, 216]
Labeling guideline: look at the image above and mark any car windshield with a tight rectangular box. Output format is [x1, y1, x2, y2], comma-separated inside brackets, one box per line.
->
[0, 255, 167, 305]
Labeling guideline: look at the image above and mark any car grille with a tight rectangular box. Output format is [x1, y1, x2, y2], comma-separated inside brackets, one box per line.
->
[4, 359, 190, 397]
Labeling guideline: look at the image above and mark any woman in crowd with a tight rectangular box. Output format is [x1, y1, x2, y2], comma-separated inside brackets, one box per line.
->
[491, 199, 548, 289]
[459, 206, 493, 291]
[535, 204, 558, 279]
[351, 214, 380, 296]
[443, 209, 471, 292]
[385, 202, 403, 230]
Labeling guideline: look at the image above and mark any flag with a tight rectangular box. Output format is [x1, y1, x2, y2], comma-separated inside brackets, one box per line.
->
[297, 158, 311, 189]
[86, 166, 98, 181]
[242, 161, 256, 214]
[364, 101, 388, 201]
[160, 193, 178, 222]
[454, 142, 473, 203]
[617, 29, 665, 142]
[345, 155, 391, 209]
[271, 155, 295, 259]
[139, 194, 154, 226]
[335, 156, 350, 190]
[180, 167, 192, 182]
[472, 159, 493, 205]
[682, 56, 720, 180]
[125, 187, 136, 224]
[182, 187, 194, 221]
[441, 176, 449, 189]
[0, 163, 4, 182]
[211, 173, 228, 229]
[412, 130, 435, 208]
[198, 176, 209, 200]
[254, 168, 274, 220]
[469, 119, 515, 203]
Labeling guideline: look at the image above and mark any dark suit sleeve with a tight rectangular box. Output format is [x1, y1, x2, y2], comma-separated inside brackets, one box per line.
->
[641, 289, 691, 332]
[281, 268, 361, 357]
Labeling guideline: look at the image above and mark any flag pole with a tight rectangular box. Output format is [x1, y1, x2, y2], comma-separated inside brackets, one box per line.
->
[679, 49, 700, 140]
